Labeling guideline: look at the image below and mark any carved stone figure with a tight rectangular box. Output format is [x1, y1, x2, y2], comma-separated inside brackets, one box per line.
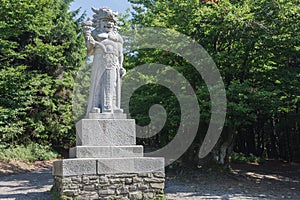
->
[82, 7, 126, 114]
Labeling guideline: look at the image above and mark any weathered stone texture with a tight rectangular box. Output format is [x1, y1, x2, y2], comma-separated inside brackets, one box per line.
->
[69, 146, 144, 159]
[76, 119, 136, 146]
[53, 172, 165, 200]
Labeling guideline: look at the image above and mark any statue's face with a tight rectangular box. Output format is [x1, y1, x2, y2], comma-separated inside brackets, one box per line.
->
[100, 19, 114, 32]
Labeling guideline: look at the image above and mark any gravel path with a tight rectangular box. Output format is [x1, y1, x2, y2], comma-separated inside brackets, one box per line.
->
[0, 163, 299, 200]
[165, 178, 276, 200]
[165, 162, 300, 200]
[0, 169, 52, 200]
[0, 170, 253, 200]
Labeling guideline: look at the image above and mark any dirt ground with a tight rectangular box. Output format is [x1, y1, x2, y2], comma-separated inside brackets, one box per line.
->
[166, 160, 300, 199]
[0, 159, 299, 199]
[0, 160, 54, 175]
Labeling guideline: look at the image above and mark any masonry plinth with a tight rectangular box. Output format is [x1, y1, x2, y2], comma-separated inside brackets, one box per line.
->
[52, 118, 165, 199]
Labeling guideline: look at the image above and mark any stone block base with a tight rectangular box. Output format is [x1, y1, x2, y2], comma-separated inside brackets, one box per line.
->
[76, 119, 136, 146]
[53, 172, 165, 200]
[69, 146, 144, 158]
[53, 158, 164, 176]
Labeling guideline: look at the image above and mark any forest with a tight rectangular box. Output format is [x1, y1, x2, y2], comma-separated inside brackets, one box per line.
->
[0, 0, 299, 168]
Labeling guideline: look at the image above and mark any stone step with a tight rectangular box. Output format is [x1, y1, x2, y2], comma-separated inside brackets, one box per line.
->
[52, 157, 164, 176]
[69, 146, 144, 158]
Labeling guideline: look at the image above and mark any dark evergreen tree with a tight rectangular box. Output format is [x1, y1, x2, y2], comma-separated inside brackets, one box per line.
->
[0, 0, 85, 148]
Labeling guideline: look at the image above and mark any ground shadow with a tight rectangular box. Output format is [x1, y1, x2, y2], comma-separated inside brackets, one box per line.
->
[165, 161, 300, 199]
[0, 168, 52, 200]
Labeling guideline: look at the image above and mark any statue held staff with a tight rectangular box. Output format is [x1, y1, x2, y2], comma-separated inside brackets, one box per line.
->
[82, 7, 126, 115]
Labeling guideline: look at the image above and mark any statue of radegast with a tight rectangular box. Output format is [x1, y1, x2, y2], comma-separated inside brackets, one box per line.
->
[52, 8, 165, 199]
[82, 7, 126, 115]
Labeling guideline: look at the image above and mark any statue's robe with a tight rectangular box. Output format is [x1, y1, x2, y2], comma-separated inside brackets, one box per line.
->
[86, 31, 123, 115]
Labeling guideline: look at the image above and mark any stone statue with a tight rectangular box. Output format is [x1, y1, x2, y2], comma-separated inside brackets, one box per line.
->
[53, 7, 165, 200]
[82, 7, 126, 115]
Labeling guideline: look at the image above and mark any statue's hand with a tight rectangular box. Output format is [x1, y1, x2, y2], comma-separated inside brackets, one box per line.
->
[94, 42, 107, 53]
[85, 36, 95, 54]
[120, 67, 126, 78]
[82, 19, 93, 42]
[88, 36, 95, 45]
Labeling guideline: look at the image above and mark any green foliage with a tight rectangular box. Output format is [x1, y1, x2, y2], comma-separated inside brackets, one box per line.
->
[0, 143, 59, 162]
[0, 0, 298, 165]
[127, 83, 181, 147]
[230, 152, 265, 164]
[0, 0, 85, 148]
[50, 186, 60, 200]
[154, 194, 167, 200]
[125, 0, 300, 163]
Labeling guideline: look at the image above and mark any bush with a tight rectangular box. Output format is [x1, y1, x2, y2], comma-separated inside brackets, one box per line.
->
[230, 152, 265, 164]
[0, 143, 59, 162]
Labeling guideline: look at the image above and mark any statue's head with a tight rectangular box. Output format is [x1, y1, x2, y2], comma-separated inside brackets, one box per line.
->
[92, 7, 118, 33]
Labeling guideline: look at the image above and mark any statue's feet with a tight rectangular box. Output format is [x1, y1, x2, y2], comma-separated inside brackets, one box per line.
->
[103, 106, 112, 113]
[113, 109, 123, 113]
[91, 107, 101, 113]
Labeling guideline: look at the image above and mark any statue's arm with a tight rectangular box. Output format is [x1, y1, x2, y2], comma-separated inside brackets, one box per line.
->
[119, 55, 126, 77]
[118, 36, 126, 77]
[84, 34, 109, 54]
[85, 36, 95, 55]
[82, 19, 95, 55]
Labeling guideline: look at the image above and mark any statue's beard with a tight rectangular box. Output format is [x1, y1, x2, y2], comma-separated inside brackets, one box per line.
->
[98, 27, 113, 33]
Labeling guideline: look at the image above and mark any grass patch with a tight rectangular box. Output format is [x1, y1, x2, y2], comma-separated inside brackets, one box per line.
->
[230, 152, 265, 164]
[0, 143, 59, 162]
[50, 186, 60, 200]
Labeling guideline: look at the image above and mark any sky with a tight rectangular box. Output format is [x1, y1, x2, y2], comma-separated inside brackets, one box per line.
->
[69, 0, 132, 18]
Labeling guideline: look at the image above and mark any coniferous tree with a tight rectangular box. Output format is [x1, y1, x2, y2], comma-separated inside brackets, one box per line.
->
[0, 0, 85, 148]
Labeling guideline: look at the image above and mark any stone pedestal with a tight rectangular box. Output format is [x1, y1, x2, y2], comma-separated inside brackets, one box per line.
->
[53, 115, 165, 199]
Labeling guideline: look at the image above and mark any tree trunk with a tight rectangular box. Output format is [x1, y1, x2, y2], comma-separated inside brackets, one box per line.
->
[246, 126, 256, 155]
[197, 126, 235, 166]
[268, 116, 279, 159]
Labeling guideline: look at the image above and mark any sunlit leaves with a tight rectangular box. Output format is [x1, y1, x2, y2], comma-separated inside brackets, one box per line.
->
[126, 0, 300, 162]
